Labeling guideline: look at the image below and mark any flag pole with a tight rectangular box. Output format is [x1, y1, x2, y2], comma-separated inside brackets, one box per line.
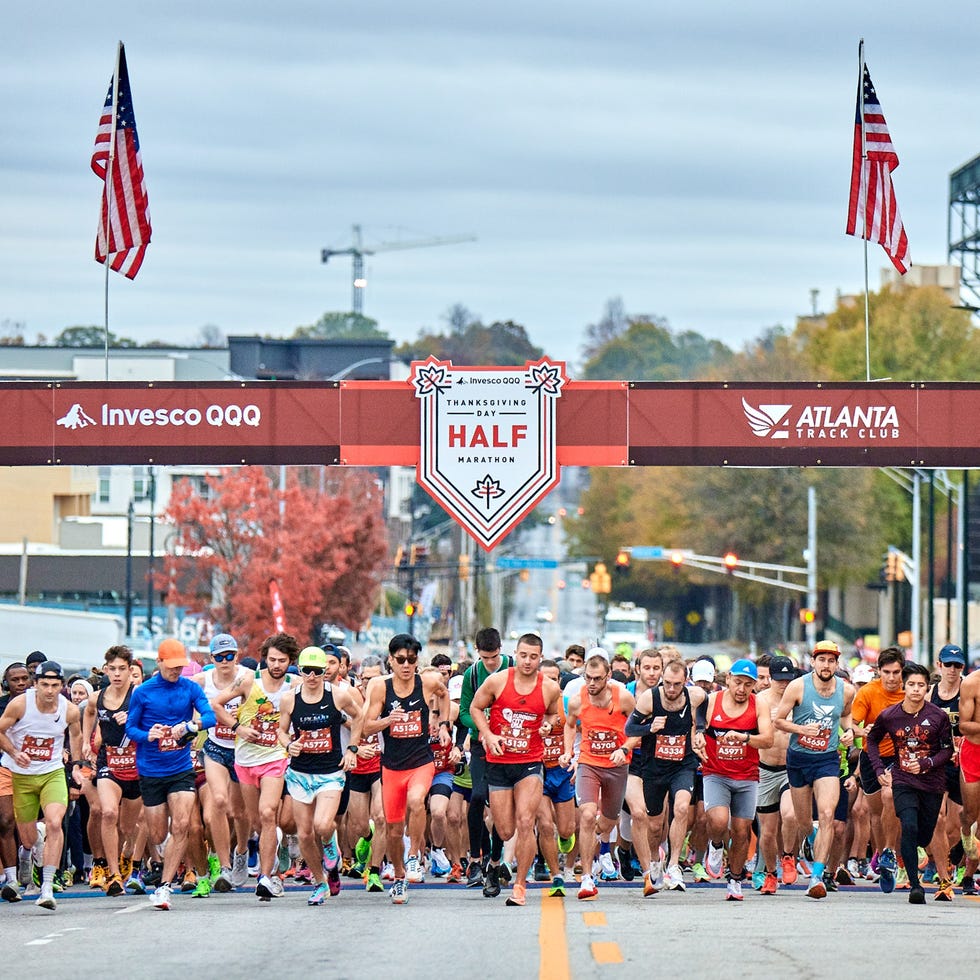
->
[858, 38, 871, 383]
[103, 41, 123, 382]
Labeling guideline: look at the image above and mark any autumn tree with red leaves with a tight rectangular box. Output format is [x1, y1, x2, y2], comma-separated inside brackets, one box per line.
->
[163, 466, 387, 653]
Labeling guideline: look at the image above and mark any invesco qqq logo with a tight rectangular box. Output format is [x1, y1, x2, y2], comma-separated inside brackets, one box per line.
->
[56, 402, 262, 430]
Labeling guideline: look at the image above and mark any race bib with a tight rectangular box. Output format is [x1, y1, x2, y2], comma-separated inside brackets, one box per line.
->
[717, 741, 746, 762]
[300, 728, 333, 754]
[214, 723, 236, 741]
[654, 733, 687, 762]
[252, 713, 280, 747]
[542, 733, 563, 764]
[390, 711, 423, 738]
[105, 743, 138, 778]
[588, 730, 619, 756]
[21, 735, 55, 762]
[157, 726, 180, 752]
[798, 729, 831, 752]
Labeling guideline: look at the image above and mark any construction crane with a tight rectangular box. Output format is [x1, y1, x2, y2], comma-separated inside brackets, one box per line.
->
[321, 224, 477, 315]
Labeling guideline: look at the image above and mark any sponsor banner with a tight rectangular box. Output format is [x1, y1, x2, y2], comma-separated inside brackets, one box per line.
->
[410, 357, 569, 549]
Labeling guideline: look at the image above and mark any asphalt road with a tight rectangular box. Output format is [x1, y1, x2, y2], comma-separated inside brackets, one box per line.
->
[4, 875, 976, 978]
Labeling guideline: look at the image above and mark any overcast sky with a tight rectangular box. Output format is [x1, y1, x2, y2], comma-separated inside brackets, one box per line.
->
[2, 2, 977, 369]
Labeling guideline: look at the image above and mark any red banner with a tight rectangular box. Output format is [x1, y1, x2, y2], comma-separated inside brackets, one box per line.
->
[269, 579, 286, 633]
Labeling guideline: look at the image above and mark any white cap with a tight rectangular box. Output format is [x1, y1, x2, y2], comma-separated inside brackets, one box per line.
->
[448, 674, 464, 700]
[691, 660, 715, 683]
[585, 646, 610, 663]
[852, 663, 875, 683]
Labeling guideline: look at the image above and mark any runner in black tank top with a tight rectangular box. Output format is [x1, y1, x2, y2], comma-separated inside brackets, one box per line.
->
[288, 685, 345, 775]
[381, 675, 433, 771]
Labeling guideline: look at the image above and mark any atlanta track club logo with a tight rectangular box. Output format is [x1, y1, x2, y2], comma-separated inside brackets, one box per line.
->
[410, 356, 568, 550]
[741, 398, 791, 439]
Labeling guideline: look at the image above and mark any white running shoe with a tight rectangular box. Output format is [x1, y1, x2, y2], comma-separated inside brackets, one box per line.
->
[150, 884, 172, 910]
[725, 878, 743, 902]
[663, 865, 687, 891]
[231, 850, 249, 888]
[429, 848, 451, 877]
[405, 855, 425, 884]
[35, 884, 56, 911]
[648, 860, 664, 891]
[381, 862, 395, 882]
[598, 851, 619, 881]
[706, 842, 725, 879]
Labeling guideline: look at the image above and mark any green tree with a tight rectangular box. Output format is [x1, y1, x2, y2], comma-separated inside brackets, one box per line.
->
[292, 312, 389, 341]
[396, 318, 543, 366]
[55, 325, 137, 347]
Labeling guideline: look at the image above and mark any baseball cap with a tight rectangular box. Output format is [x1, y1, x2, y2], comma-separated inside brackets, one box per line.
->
[585, 647, 610, 663]
[319, 643, 342, 661]
[298, 646, 328, 669]
[812, 640, 841, 659]
[36, 660, 64, 680]
[769, 655, 797, 681]
[691, 660, 715, 683]
[938, 643, 966, 666]
[852, 663, 875, 683]
[157, 638, 189, 668]
[729, 658, 758, 680]
[209, 633, 238, 655]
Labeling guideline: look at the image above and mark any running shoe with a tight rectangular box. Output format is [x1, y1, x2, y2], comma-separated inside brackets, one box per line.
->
[879, 865, 896, 894]
[706, 842, 725, 879]
[430, 848, 451, 877]
[806, 875, 827, 899]
[447, 862, 464, 883]
[231, 849, 250, 888]
[917, 847, 929, 871]
[961, 832, 979, 861]
[577, 874, 598, 900]
[751, 868, 766, 891]
[181, 870, 197, 892]
[557, 833, 576, 855]
[796, 858, 812, 878]
[17, 848, 32, 887]
[664, 865, 687, 891]
[366, 871, 384, 893]
[506, 882, 527, 906]
[835, 864, 855, 886]
[648, 860, 664, 891]
[105, 874, 125, 897]
[961, 874, 976, 896]
[354, 828, 373, 866]
[294, 862, 313, 885]
[405, 854, 424, 884]
[381, 862, 396, 882]
[822, 871, 838, 892]
[35, 885, 56, 911]
[760, 871, 778, 895]
[126, 873, 146, 895]
[598, 851, 619, 882]
[935, 879, 954, 902]
[533, 857, 551, 882]
[390, 878, 408, 905]
[308, 882, 329, 906]
[465, 860, 484, 888]
[192, 876, 211, 898]
[208, 852, 221, 882]
[213, 866, 234, 892]
[549, 876, 566, 897]
[483, 863, 501, 898]
[802, 831, 815, 862]
[119, 855, 133, 881]
[142, 862, 163, 889]
[895, 867, 910, 890]
[89, 863, 107, 890]
[1, 881, 22, 903]
[846, 857, 861, 881]
[642, 872, 658, 898]
[879, 847, 898, 873]
[725, 878, 743, 902]
[498, 862, 513, 885]
[618, 847, 636, 882]
[150, 884, 172, 910]
[246, 837, 259, 877]
[692, 862, 710, 883]
[327, 868, 341, 897]
[908, 886, 926, 905]
[255, 874, 284, 900]
[53, 870, 69, 893]
[322, 834, 340, 872]
[921, 861, 937, 884]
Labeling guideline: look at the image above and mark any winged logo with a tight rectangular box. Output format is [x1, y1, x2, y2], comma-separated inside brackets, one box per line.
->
[741, 398, 791, 439]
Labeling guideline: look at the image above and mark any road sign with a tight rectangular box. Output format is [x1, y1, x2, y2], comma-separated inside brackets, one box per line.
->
[495, 556, 560, 569]
[630, 546, 664, 560]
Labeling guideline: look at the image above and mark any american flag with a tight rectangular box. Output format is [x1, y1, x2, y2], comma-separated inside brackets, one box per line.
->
[846, 63, 909, 275]
[91, 45, 151, 279]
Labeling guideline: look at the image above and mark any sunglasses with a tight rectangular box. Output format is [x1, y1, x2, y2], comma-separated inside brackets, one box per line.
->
[212, 652, 236, 663]
[392, 654, 418, 665]
[300, 665, 325, 676]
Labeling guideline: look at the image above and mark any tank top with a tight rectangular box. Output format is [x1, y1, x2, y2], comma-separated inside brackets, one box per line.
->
[541, 700, 567, 769]
[703, 691, 760, 781]
[203, 665, 251, 748]
[235, 672, 292, 766]
[287, 685, 344, 775]
[789, 673, 844, 754]
[641, 687, 696, 777]
[352, 729, 382, 775]
[577, 685, 627, 769]
[381, 675, 433, 771]
[486, 670, 546, 765]
[930, 684, 961, 738]
[1, 689, 68, 776]
[96, 684, 138, 780]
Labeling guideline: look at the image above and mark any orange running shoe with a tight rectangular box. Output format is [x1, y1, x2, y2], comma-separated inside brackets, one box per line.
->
[781, 855, 798, 886]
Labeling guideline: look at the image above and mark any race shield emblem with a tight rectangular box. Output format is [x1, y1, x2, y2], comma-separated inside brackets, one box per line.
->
[410, 357, 568, 550]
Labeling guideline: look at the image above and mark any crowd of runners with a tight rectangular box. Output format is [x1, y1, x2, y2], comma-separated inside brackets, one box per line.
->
[0, 626, 977, 911]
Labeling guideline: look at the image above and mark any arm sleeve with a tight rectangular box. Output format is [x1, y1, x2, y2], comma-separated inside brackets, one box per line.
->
[624, 710, 652, 739]
[125, 688, 150, 744]
[695, 694, 709, 731]
[926, 714, 954, 770]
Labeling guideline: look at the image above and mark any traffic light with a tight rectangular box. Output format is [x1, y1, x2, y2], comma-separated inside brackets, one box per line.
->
[799, 608, 816, 625]
[885, 550, 904, 582]
[670, 551, 684, 571]
[590, 562, 611, 594]
[615, 550, 631, 574]
[723, 552, 738, 573]
[404, 601, 415, 617]
[458, 554, 470, 581]
[394, 545, 405, 567]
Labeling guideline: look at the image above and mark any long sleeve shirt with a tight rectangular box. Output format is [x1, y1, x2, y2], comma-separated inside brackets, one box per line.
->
[865, 700, 953, 794]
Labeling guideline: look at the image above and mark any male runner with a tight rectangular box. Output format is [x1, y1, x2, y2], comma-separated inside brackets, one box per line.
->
[83, 645, 142, 896]
[625, 659, 707, 894]
[278, 646, 362, 905]
[958, 650, 980, 894]
[774, 640, 855, 899]
[470, 633, 561, 907]
[560, 649, 636, 901]
[126, 640, 216, 910]
[351, 633, 450, 904]
[0, 661, 31, 901]
[0, 661, 83, 910]
[214, 631, 298, 900]
[867, 662, 953, 904]
[696, 658, 773, 901]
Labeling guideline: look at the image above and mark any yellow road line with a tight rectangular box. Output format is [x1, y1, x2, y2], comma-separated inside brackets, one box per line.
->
[539, 894, 571, 980]
[582, 911, 607, 926]
[591, 942, 624, 964]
